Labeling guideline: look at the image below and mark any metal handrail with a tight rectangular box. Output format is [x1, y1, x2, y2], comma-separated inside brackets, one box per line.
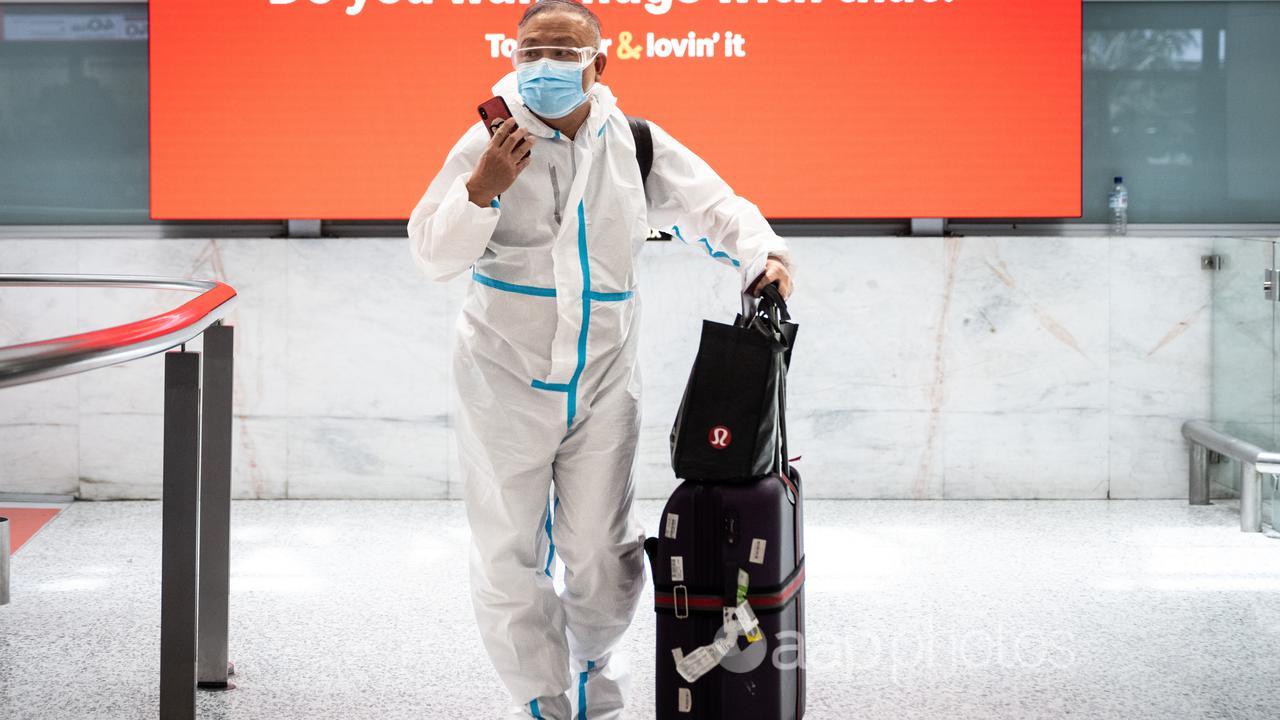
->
[1182, 420, 1280, 474]
[0, 274, 236, 389]
[1182, 419, 1278, 532]
[0, 273, 238, 718]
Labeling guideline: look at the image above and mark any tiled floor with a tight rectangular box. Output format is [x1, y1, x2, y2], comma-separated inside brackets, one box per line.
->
[1, 499, 1279, 719]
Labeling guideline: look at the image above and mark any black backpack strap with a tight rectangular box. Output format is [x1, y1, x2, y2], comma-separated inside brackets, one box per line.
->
[626, 115, 653, 188]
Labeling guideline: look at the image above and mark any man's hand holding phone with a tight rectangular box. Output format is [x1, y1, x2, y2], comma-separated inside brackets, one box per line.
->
[466, 118, 534, 208]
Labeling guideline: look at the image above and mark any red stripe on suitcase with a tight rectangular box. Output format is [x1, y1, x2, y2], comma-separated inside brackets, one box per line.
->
[655, 564, 805, 612]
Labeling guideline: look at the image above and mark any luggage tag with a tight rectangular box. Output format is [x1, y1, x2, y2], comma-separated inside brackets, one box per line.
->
[714, 623, 741, 657]
[675, 645, 718, 682]
[734, 601, 761, 643]
[675, 619, 741, 683]
[664, 512, 679, 539]
[735, 569, 763, 643]
[724, 602, 761, 643]
[678, 687, 693, 713]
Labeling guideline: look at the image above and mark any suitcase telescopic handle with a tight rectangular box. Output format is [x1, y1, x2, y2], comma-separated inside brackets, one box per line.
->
[776, 357, 791, 483]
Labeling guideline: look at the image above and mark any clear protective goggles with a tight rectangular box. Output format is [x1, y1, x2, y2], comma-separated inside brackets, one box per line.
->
[511, 45, 600, 68]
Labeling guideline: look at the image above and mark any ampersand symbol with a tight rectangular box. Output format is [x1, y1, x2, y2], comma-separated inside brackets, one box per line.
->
[616, 31, 642, 60]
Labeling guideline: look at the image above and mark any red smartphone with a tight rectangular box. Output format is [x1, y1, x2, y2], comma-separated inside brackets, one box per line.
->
[477, 96, 512, 136]
[478, 96, 530, 160]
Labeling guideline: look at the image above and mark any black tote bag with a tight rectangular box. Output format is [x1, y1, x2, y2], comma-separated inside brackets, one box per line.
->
[670, 284, 798, 483]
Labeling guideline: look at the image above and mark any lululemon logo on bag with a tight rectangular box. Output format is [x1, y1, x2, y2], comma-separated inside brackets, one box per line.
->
[708, 425, 732, 449]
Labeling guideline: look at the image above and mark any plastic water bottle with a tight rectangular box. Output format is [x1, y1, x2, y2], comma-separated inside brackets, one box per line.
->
[1108, 176, 1128, 235]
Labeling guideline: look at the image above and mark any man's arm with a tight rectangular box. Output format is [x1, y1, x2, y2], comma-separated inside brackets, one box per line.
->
[407, 121, 502, 282]
[643, 120, 795, 296]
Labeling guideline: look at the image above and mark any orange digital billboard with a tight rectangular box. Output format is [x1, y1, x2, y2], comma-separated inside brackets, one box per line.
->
[148, 0, 1081, 220]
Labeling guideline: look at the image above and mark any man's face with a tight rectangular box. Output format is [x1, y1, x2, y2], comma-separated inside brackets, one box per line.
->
[516, 11, 606, 91]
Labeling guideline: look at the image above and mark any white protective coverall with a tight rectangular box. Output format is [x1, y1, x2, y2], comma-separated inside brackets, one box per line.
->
[407, 69, 793, 720]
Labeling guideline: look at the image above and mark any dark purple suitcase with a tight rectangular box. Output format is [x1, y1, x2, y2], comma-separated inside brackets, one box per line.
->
[645, 467, 805, 719]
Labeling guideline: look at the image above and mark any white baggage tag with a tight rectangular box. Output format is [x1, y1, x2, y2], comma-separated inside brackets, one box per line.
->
[734, 600, 762, 643]
[670, 556, 684, 582]
[678, 687, 693, 713]
[675, 644, 721, 683]
[749, 538, 767, 565]
[664, 513, 680, 539]
[711, 626, 739, 657]
[675, 619, 741, 683]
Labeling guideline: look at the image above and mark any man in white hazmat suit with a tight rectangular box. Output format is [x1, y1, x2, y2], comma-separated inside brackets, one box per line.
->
[407, 1, 794, 717]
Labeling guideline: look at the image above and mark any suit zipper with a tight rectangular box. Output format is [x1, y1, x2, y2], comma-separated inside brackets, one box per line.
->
[549, 164, 562, 225]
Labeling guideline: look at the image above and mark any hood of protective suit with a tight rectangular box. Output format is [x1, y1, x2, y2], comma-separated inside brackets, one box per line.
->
[491, 69, 618, 141]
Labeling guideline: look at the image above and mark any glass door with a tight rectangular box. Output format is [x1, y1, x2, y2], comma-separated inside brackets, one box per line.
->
[1272, 239, 1280, 528]
[1208, 237, 1275, 497]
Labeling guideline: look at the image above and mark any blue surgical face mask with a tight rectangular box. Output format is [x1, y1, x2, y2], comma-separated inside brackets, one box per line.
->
[516, 58, 589, 119]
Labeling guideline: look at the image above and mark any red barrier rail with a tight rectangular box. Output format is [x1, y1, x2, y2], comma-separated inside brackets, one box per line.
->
[0, 274, 236, 389]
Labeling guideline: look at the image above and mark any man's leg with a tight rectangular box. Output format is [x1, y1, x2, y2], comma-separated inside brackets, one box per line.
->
[455, 375, 575, 719]
[550, 371, 647, 720]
